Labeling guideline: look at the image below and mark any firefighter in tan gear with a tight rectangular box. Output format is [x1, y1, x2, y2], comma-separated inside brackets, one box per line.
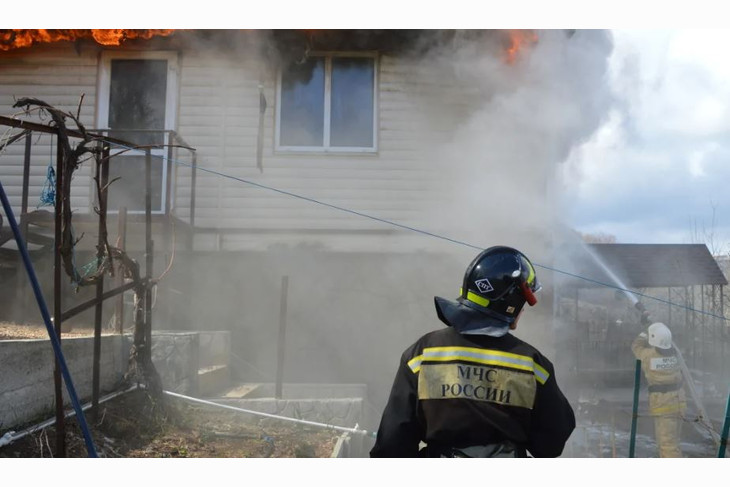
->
[370, 246, 576, 458]
[631, 322, 687, 458]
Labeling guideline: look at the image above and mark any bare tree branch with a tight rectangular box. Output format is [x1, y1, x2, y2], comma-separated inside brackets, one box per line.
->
[11, 97, 164, 399]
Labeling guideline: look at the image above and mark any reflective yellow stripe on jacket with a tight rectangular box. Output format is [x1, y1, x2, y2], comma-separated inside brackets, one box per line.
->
[407, 346, 550, 384]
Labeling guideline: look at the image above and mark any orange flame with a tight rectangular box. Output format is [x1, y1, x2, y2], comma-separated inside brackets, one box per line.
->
[0, 29, 175, 51]
[503, 30, 538, 65]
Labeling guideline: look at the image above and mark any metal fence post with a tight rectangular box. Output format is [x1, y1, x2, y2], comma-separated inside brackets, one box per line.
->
[275, 275, 289, 399]
[53, 136, 65, 456]
[629, 359, 641, 458]
[718, 390, 730, 458]
[92, 143, 110, 420]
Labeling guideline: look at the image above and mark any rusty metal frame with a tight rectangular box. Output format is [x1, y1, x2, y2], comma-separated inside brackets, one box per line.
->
[0, 115, 197, 455]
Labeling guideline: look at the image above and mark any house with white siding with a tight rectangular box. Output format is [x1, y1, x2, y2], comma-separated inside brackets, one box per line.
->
[0, 29, 613, 423]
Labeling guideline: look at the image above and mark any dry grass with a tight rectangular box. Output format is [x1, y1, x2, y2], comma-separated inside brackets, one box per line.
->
[0, 321, 115, 340]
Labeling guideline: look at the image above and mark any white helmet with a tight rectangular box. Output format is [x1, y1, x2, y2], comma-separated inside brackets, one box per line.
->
[648, 322, 672, 350]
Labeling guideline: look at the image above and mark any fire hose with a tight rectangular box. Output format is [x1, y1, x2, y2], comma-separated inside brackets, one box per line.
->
[163, 390, 377, 439]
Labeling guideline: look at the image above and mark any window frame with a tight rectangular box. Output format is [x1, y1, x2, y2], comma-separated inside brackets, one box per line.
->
[96, 50, 179, 214]
[275, 51, 379, 154]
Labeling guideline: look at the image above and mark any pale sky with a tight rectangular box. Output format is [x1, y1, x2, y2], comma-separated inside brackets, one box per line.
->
[563, 28, 730, 255]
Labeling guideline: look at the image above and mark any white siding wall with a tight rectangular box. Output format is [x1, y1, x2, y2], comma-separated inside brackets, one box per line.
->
[0, 46, 97, 216]
[0, 43, 532, 253]
[176, 50, 483, 252]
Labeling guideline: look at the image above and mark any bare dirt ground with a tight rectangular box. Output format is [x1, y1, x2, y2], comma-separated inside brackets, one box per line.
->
[0, 389, 341, 458]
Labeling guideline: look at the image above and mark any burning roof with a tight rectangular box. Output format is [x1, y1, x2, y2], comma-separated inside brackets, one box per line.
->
[0, 29, 176, 51]
[503, 29, 538, 64]
[1, 29, 541, 66]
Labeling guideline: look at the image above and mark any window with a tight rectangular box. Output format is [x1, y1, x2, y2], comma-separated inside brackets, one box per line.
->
[97, 51, 178, 213]
[276, 53, 377, 152]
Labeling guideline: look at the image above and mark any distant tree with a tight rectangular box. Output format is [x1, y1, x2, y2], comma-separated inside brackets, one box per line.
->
[689, 201, 727, 257]
[687, 202, 730, 329]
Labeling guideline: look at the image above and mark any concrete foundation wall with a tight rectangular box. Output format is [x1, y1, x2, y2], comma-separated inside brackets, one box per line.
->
[216, 397, 364, 429]
[197, 331, 231, 368]
[150, 331, 200, 394]
[0, 330, 375, 456]
[241, 383, 368, 400]
[214, 382, 372, 457]
[0, 335, 126, 430]
[0, 331, 210, 431]
[215, 396, 370, 457]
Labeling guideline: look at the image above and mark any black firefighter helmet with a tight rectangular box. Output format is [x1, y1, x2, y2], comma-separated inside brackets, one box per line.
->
[435, 246, 542, 333]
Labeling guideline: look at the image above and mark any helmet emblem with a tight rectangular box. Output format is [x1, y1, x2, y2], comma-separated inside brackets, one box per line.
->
[474, 278, 494, 294]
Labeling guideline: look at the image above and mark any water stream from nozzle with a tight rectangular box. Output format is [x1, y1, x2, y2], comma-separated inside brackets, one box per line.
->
[582, 244, 638, 305]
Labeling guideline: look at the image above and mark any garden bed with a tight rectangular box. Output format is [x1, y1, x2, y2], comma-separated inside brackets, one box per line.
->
[0, 321, 114, 340]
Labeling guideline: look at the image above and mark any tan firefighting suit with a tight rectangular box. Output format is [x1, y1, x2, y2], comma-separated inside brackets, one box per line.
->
[631, 334, 687, 458]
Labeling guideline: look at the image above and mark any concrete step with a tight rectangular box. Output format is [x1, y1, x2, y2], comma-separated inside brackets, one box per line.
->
[219, 383, 263, 398]
[198, 364, 230, 397]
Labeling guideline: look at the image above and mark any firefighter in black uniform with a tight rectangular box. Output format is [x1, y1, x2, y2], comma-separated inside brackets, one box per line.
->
[370, 246, 575, 458]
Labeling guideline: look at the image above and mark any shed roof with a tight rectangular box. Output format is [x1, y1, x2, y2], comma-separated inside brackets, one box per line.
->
[555, 243, 728, 290]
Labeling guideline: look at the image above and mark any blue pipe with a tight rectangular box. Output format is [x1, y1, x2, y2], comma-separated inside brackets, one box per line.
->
[0, 180, 98, 458]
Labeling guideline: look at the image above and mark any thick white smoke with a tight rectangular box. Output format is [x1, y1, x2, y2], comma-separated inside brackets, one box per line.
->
[377, 30, 616, 355]
[168, 30, 619, 419]
[418, 30, 614, 251]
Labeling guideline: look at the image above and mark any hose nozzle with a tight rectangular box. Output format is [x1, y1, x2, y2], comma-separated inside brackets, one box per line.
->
[635, 301, 651, 325]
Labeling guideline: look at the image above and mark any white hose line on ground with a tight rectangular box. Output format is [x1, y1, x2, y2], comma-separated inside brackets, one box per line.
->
[673, 343, 721, 447]
[0, 384, 139, 448]
[163, 390, 376, 438]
